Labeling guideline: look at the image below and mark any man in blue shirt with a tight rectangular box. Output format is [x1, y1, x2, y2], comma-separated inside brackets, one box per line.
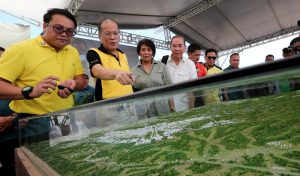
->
[223, 53, 247, 101]
[73, 74, 95, 106]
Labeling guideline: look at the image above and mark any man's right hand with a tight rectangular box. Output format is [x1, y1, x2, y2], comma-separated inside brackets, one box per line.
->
[114, 71, 135, 85]
[30, 76, 60, 98]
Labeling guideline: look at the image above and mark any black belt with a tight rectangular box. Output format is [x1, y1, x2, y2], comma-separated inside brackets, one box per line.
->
[15, 113, 36, 119]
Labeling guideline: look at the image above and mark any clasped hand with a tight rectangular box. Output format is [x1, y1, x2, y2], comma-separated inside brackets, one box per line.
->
[30, 76, 75, 99]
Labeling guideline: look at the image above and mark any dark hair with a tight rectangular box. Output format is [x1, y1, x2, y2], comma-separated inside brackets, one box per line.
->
[43, 8, 77, 28]
[205, 48, 217, 56]
[98, 19, 119, 33]
[187, 44, 201, 53]
[290, 37, 300, 46]
[137, 39, 156, 57]
[171, 35, 186, 46]
[0, 47, 5, 51]
[265, 54, 274, 59]
[230, 53, 239, 59]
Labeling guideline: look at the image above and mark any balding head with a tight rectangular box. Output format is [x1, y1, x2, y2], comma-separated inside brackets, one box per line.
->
[98, 19, 120, 52]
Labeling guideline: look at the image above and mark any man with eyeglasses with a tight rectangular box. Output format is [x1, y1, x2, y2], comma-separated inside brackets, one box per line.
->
[202, 49, 223, 104]
[0, 8, 85, 176]
[86, 19, 134, 101]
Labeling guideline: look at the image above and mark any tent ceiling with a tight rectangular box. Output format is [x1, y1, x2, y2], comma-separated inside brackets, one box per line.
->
[75, 0, 300, 51]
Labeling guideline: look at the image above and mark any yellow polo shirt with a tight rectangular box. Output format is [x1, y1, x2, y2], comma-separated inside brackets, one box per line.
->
[90, 48, 133, 100]
[203, 65, 223, 104]
[0, 35, 84, 115]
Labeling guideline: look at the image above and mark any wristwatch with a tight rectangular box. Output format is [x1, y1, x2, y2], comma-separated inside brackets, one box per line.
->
[21, 86, 33, 100]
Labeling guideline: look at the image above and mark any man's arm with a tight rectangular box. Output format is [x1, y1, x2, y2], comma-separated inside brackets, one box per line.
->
[0, 78, 24, 99]
[91, 64, 135, 85]
[74, 74, 86, 90]
[0, 76, 59, 100]
[86, 50, 134, 85]
[56, 75, 85, 98]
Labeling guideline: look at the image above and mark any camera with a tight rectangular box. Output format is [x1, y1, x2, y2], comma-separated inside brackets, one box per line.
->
[282, 45, 299, 57]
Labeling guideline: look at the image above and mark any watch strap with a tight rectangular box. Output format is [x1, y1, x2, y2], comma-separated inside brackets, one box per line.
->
[22, 86, 33, 100]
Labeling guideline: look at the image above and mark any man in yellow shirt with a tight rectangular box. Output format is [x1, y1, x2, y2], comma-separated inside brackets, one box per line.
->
[86, 19, 136, 128]
[203, 49, 223, 104]
[0, 8, 85, 176]
[86, 19, 134, 101]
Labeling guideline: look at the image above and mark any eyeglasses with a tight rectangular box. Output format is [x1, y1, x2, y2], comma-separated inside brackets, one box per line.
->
[48, 24, 76, 37]
[207, 56, 217, 60]
[101, 31, 120, 37]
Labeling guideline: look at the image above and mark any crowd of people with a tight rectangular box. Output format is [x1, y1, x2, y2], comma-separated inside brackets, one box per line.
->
[0, 8, 299, 176]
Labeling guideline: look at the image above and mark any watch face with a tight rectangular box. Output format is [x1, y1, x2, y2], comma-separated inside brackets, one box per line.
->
[22, 86, 33, 99]
[23, 87, 32, 92]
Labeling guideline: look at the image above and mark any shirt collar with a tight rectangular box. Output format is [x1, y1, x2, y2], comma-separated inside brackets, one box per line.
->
[137, 59, 158, 67]
[98, 44, 124, 55]
[37, 35, 69, 51]
[169, 55, 186, 63]
[228, 65, 239, 69]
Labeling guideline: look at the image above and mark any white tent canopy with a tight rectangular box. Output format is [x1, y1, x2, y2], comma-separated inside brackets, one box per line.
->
[74, 0, 300, 51]
[1, 0, 300, 51]
[0, 0, 69, 25]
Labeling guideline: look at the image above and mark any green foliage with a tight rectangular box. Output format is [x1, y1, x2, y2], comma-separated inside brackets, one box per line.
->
[270, 154, 288, 166]
[125, 163, 180, 176]
[117, 147, 160, 163]
[196, 139, 207, 156]
[90, 150, 113, 159]
[149, 151, 169, 163]
[25, 91, 300, 175]
[208, 145, 220, 156]
[187, 162, 221, 174]
[202, 128, 211, 137]
[88, 167, 123, 176]
[165, 132, 194, 151]
[225, 167, 272, 176]
[112, 143, 135, 150]
[283, 150, 300, 160]
[290, 136, 300, 144]
[158, 168, 180, 176]
[220, 133, 249, 150]
[165, 151, 187, 161]
[187, 119, 211, 129]
[242, 153, 266, 167]
[270, 154, 300, 172]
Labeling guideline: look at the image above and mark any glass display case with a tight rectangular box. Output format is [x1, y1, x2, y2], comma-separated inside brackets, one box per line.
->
[16, 56, 300, 176]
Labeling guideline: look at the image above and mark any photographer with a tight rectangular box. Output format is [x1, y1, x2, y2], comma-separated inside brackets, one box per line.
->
[281, 36, 300, 91]
[282, 36, 300, 58]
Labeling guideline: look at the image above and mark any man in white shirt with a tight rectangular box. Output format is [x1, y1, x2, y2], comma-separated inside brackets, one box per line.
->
[164, 35, 197, 112]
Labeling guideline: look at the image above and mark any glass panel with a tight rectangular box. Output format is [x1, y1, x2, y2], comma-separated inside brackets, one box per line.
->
[19, 57, 300, 175]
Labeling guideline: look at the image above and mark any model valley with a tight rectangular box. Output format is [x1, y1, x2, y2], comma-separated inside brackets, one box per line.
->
[25, 91, 300, 176]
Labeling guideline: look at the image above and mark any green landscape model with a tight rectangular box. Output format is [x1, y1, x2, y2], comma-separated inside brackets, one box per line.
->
[26, 91, 300, 176]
